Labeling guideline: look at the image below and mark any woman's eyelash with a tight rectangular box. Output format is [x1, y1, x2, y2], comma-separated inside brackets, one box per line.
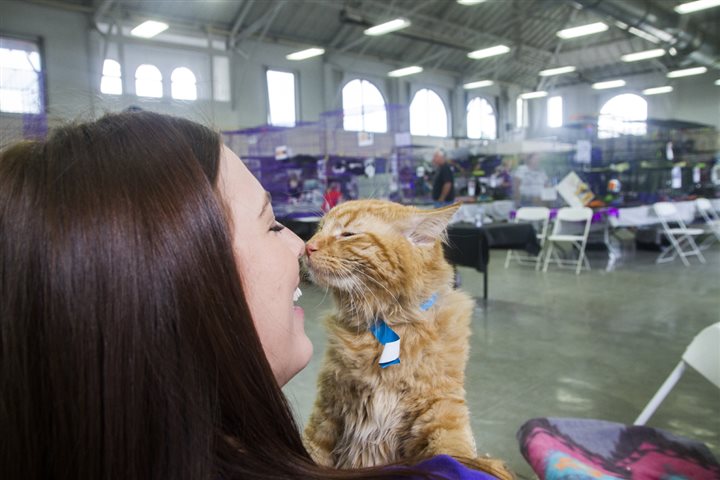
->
[270, 222, 285, 233]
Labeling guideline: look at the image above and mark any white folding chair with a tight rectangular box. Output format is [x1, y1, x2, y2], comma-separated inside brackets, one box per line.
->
[505, 207, 550, 270]
[542, 207, 593, 275]
[635, 322, 720, 425]
[653, 202, 705, 266]
[695, 198, 720, 249]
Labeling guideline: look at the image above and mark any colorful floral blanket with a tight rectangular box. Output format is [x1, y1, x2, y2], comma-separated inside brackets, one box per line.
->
[517, 417, 720, 480]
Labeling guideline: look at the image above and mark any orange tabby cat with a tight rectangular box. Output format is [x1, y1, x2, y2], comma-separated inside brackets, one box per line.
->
[303, 200, 506, 475]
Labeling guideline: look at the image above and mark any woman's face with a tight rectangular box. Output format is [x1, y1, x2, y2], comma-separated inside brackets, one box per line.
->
[217, 146, 312, 386]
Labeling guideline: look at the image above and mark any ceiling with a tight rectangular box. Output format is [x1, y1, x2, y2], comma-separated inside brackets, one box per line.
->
[26, 0, 720, 89]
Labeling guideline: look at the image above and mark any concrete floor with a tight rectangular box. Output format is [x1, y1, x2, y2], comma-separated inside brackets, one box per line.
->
[284, 245, 720, 479]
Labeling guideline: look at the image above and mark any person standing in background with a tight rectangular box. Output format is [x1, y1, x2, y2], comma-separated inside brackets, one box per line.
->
[512, 153, 548, 206]
[432, 148, 455, 206]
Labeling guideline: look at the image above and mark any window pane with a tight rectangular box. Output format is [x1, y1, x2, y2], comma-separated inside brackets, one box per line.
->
[171, 67, 197, 101]
[598, 93, 647, 139]
[467, 97, 496, 139]
[547, 95, 563, 128]
[411, 89, 448, 137]
[267, 70, 296, 127]
[135, 64, 163, 98]
[100, 76, 122, 95]
[213, 55, 231, 102]
[102, 59, 121, 77]
[360, 80, 387, 133]
[0, 39, 43, 114]
[342, 79, 387, 133]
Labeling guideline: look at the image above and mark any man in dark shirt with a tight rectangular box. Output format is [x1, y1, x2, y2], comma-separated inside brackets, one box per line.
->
[432, 149, 455, 205]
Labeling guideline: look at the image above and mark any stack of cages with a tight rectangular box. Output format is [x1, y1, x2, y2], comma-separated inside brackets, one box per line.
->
[320, 103, 410, 203]
[222, 122, 324, 218]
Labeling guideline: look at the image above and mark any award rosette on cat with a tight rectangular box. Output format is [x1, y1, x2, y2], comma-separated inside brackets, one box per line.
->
[369, 320, 400, 368]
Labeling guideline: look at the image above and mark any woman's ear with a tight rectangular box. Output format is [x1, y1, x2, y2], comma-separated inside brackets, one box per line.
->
[403, 203, 461, 246]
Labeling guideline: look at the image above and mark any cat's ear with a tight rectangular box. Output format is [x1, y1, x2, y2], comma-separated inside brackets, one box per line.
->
[403, 203, 460, 246]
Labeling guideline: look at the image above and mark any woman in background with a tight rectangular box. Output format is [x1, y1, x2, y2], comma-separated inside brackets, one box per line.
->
[0, 111, 506, 480]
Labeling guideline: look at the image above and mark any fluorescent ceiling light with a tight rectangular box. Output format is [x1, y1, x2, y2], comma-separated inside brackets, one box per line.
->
[539, 66, 576, 77]
[621, 49, 665, 62]
[642, 86, 673, 95]
[388, 65, 423, 77]
[467, 44, 510, 60]
[715, 79, 720, 86]
[592, 79, 626, 90]
[674, 0, 720, 14]
[463, 80, 494, 89]
[667, 66, 708, 78]
[364, 18, 411, 36]
[130, 20, 169, 38]
[286, 48, 325, 60]
[557, 22, 608, 39]
[627, 27, 661, 44]
[519, 91, 548, 99]
[457, 0, 488, 4]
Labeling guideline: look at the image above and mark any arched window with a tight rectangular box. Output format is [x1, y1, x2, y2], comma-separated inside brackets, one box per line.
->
[135, 64, 162, 98]
[410, 88, 448, 137]
[598, 93, 647, 139]
[466, 97, 496, 139]
[100, 59, 122, 95]
[171, 67, 197, 100]
[342, 79, 387, 133]
[0, 38, 43, 114]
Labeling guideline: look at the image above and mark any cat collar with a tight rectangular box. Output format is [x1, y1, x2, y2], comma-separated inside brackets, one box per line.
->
[369, 293, 438, 369]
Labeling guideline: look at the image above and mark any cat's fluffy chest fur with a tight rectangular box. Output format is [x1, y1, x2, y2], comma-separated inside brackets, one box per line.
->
[305, 284, 477, 468]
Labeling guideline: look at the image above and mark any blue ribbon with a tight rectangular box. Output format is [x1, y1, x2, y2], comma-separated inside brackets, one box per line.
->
[368, 293, 438, 368]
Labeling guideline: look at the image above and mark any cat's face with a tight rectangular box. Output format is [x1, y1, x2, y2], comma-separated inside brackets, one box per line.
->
[304, 200, 458, 309]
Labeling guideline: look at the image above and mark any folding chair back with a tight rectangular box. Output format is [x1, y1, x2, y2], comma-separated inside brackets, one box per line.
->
[695, 198, 720, 249]
[653, 202, 705, 266]
[635, 322, 720, 425]
[505, 207, 550, 270]
[543, 207, 593, 275]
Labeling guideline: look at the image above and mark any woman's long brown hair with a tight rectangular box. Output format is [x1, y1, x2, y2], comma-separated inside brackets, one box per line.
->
[0, 112, 508, 480]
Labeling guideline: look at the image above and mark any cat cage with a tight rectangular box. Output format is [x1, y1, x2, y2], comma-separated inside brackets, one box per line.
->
[222, 122, 326, 214]
[320, 103, 411, 202]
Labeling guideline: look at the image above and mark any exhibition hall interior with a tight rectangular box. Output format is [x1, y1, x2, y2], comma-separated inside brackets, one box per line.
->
[2, 0, 719, 478]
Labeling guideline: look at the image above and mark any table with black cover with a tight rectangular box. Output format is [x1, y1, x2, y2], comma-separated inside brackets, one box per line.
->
[445, 223, 540, 300]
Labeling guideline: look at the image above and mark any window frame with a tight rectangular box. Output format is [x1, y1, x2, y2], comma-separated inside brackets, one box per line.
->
[466, 95, 497, 140]
[170, 66, 198, 101]
[598, 93, 648, 139]
[409, 87, 449, 138]
[100, 58, 123, 96]
[341, 78, 388, 133]
[547, 95, 563, 128]
[264, 67, 298, 127]
[0, 33, 47, 115]
[134, 63, 164, 98]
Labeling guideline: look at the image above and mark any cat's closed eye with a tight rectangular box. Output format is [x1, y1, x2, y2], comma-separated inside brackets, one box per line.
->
[340, 232, 356, 238]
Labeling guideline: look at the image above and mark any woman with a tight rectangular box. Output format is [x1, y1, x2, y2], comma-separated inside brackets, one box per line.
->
[0, 112, 506, 479]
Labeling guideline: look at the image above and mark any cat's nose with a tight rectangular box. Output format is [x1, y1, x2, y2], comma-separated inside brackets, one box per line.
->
[305, 242, 318, 257]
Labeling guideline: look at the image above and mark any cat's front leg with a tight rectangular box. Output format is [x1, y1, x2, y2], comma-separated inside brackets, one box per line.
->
[414, 397, 477, 459]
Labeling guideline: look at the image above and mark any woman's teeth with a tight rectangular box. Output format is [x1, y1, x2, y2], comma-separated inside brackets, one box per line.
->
[293, 287, 302, 302]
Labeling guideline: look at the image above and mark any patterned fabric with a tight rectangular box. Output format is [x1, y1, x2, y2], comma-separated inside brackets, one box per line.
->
[518, 418, 720, 480]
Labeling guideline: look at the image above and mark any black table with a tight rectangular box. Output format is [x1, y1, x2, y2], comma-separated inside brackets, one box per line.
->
[445, 223, 540, 300]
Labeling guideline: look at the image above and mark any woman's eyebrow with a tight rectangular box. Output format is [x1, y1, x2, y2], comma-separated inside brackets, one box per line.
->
[259, 191, 272, 218]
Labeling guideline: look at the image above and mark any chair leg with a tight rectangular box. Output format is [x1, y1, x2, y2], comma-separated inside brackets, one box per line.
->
[576, 241, 589, 275]
[686, 236, 706, 264]
[543, 242, 554, 272]
[534, 247, 544, 271]
[504, 250, 512, 269]
[634, 361, 686, 426]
